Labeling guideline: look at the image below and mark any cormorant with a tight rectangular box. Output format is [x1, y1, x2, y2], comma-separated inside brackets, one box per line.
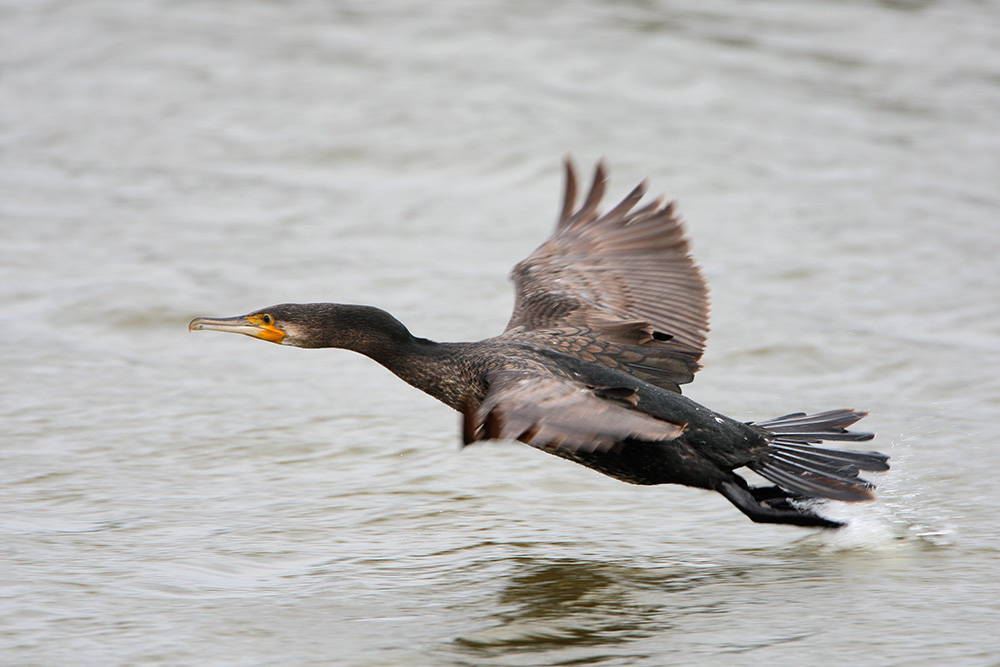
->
[190, 160, 889, 528]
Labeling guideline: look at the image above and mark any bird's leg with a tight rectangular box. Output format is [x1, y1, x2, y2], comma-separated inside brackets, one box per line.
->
[716, 478, 844, 529]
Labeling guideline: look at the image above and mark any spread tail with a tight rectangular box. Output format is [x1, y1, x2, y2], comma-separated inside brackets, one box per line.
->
[750, 409, 890, 502]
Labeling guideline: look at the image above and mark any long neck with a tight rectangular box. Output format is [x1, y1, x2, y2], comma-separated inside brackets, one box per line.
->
[288, 304, 484, 410]
[368, 337, 480, 411]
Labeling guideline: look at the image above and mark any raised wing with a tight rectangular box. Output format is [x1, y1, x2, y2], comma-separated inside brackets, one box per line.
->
[462, 369, 685, 455]
[505, 160, 710, 363]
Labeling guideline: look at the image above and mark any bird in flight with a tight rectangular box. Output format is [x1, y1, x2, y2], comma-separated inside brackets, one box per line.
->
[190, 160, 889, 528]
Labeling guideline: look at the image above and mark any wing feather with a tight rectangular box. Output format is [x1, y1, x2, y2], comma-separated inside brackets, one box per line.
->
[506, 160, 710, 364]
[462, 369, 685, 455]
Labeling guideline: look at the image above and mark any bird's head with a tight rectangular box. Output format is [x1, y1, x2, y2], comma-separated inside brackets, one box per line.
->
[189, 303, 413, 351]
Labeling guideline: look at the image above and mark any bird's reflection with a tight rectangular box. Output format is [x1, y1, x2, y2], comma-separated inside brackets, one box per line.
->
[450, 555, 756, 660]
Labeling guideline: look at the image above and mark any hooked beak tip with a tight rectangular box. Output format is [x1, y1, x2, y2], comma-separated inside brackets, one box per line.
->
[188, 315, 246, 334]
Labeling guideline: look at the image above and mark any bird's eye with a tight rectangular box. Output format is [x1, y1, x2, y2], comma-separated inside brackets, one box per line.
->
[262, 314, 273, 325]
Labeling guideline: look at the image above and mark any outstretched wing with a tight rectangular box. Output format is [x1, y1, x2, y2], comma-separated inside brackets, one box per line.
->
[505, 160, 710, 367]
[462, 369, 685, 455]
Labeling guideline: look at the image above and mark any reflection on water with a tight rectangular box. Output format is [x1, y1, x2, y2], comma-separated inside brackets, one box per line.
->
[452, 555, 807, 663]
[456, 559, 670, 655]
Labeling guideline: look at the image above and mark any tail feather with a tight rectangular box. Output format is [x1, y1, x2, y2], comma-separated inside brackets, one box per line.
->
[769, 441, 890, 472]
[761, 450, 864, 485]
[756, 409, 875, 442]
[768, 431, 874, 443]
[749, 409, 890, 503]
[754, 461, 875, 502]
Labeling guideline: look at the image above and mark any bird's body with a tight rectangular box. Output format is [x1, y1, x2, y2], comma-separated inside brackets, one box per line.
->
[191, 160, 889, 528]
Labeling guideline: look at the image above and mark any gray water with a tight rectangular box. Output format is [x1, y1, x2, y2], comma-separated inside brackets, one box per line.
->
[3, 1, 1000, 665]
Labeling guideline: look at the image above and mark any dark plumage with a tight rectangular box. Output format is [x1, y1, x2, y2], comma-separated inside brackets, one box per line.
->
[190, 160, 889, 528]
